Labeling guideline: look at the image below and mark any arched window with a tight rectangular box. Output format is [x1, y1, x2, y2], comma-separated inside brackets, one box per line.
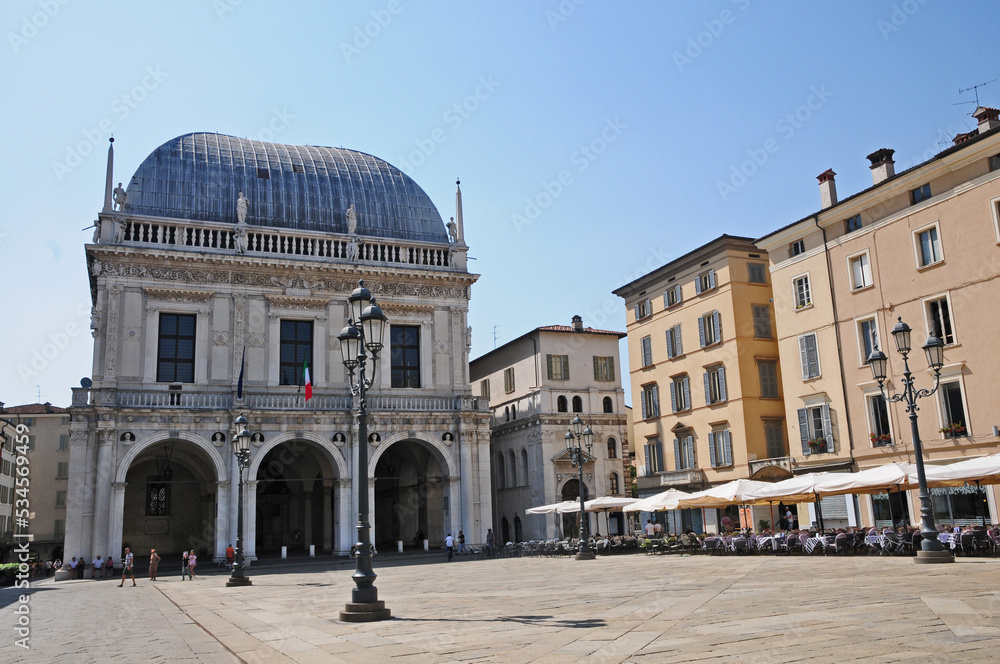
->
[504, 406, 509, 422]
[521, 448, 529, 485]
[603, 396, 613, 413]
[511, 404, 517, 419]
[496, 453, 506, 489]
[572, 395, 583, 413]
[607, 437, 617, 459]
[501, 517, 510, 544]
[514, 516, 523, 543]
[609, 472, 620, 495]
[557, 395, 568, 412]
[508, 449, 517, 487]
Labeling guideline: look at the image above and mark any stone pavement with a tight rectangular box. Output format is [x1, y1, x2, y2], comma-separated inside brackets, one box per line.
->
[3, 554, 1000, 663]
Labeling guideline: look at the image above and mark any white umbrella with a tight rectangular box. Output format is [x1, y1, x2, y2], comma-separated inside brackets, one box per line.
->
[743, 473, 833, 504]
[924, 454, 1000, 487]
[812, 462, 920, 496]
[525, 500, 578, 515]
[677, 479, 772, 508]
[623, 489, 690, 512]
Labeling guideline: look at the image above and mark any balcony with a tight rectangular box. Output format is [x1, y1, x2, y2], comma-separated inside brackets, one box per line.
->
[748, 456, 792, 477]
[657, 469, 706, 487]
[102, 214, 455, 270]
[72, 387, 487, 413]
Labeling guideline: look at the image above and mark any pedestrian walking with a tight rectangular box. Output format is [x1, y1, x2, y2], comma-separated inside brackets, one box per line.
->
[149, 549, 160, 581]
[457, 531, 466, 555]
[445, 533, 455, 561]
[181, 551, 190, 580]
[118, 547, 136, 587]
[188, 550, 197, 578]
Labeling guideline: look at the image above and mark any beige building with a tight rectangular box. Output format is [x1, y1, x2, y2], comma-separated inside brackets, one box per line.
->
[614, 235, 786, 533]
[0, 402, 70, 562]
[65, 133, 492, 569]
[756, 107, 1000, 528]
[470, 316, 628, 541]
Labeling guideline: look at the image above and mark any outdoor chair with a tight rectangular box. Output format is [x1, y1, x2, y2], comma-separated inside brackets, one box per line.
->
[785, 535, 802, 555]
[834, 533, 850, 555]
[704, 537, 724, 555]
[973, 530, 991, 557]
[882, 532, 905, 555]
[958, 532, 975, 556]
[731, 537, 750, 555]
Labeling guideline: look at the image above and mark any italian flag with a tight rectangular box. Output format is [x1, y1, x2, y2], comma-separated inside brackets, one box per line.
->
[303, 358, 313, 401]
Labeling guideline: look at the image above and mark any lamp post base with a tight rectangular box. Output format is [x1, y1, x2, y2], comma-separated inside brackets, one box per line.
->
[575, 551, 596, 561]
[340, 601, 392, 622]
[226, 576, 253, 587]
[915, 550, 955, 564]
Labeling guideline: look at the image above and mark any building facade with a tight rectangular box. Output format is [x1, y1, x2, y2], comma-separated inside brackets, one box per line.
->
[470, 316, 628, 542]
[756, 108, 1000, 528]
[614, 236, 786, 532]
[0, 402, 70, 563]
[65, 133, 492, 568]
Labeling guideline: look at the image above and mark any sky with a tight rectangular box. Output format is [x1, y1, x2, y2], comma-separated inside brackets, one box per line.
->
[2, 0, 998, 408]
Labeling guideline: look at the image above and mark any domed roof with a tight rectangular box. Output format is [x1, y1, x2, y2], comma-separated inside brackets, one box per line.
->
[122, 133, 448, 243]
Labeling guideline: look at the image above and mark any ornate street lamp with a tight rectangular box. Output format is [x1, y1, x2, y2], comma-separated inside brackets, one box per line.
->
[227, 413, 253, 586]
[564, 414, 595, 561]
[868, 316, 952, 563]
[338, 280, 391, 621]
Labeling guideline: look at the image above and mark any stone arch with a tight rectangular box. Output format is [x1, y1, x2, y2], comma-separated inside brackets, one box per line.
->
[247, 431, 348, 480]
[117, 431, 226, 484]
[371, 431, 458, 479]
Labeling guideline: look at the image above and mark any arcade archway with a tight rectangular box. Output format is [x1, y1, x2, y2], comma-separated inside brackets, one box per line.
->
[254, 440, 339, 556]
[122, 440, 218, 559]
[373, 439, 448, 548]
[560, 479, 590, 540]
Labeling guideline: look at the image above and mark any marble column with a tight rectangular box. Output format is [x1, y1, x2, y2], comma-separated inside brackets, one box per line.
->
[214, 480, 231, 561]
[90, 430, 114, 560]
[245, 480, 258, 561]
[109, 482, 126, 563]
[322, 480, 334, 553]
[336, 478, 351, 556]
[368, 477, 377, 547]
[303, 489, 314, 549]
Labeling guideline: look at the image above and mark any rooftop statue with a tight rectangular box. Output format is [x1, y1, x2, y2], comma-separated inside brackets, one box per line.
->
[113, 182, 127, 211]
[346, 203, 357, 235]
[236, 191, 249, 223]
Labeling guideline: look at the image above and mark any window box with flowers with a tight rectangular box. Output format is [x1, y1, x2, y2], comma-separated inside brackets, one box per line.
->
[807, 438, 827, 454]
[939, 422, 967, 439]
[870, 433, 893, 447]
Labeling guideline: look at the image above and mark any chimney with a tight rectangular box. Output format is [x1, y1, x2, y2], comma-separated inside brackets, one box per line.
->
[866, 148, 895, 185]
[952, 131, 976, 146]
[571, 315, 583, 331]
[973, 106, 1000, 134]
[817, 169, 837, 209]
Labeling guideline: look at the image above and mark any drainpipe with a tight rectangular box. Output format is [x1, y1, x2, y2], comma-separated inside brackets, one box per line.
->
[815, 215, 857, 468]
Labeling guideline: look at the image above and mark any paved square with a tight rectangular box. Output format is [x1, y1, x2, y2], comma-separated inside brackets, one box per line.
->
[3, 555, 1000, 663]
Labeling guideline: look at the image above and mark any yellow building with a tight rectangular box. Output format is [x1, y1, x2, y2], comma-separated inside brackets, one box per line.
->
[614, 235, 786, 533]
[756, 108, 1000, 528]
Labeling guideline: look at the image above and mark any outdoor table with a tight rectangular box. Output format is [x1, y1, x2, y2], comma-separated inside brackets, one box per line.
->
[756, 535, 783, 552]
[804, 536, 833, 554]
[938, 533, 957, 549]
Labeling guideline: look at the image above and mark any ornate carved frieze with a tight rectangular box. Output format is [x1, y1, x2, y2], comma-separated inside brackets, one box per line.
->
[143, 287, 214, 304]
[103, 286, 122, 379]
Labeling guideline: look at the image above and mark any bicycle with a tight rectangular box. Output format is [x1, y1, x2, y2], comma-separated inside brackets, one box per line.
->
[217, 559, 234, 572]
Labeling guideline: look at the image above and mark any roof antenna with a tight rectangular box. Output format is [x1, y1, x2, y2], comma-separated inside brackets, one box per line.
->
[493, 325, 500, 350]
[955, 79, 997, 107]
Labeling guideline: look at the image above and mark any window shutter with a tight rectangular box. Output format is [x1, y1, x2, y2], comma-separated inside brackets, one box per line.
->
[704, 372, 711, 405]
[666, 329, 675, 358]
[674, 285, 682, 304]
[708, 432, 717, 467]
[651, 385, 660, 417]
[717, 366, 727, 402]
[634, 304, 641, 320]
[594, 358, 600, 381]
[546, 354, 553, 380]
[669, 381, 678, 413]
[708, 269, 716, 289]
[562, 355, 570, 381]
[798, 408, 810, 455]
[655, 441, 663, 472]
[682, 376, 691, 410]
[644, 443, 652, 475]
[723, 430, 733, 465]
[698, 317, 706, 347]
[608, 356, 614, 381]
[798, 335, 810, 380]
[712, 311, 721, 344]
[822, 403, 835, 452]
[695, 276, 703, 294]
[674, 439, 682, 470]
[685, 436, 695, 469]
[675, 325, 683, 356]
[641, 390, 648, 420]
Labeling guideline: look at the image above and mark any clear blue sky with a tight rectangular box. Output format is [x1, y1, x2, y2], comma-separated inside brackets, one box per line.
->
[2, 0, 998, 407]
